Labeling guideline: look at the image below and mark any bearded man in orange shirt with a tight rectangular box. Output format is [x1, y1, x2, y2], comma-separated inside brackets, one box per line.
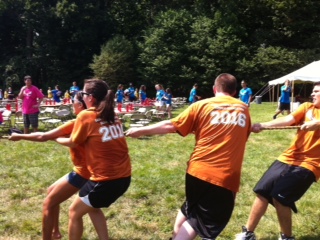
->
[236, 82, 320, 240]
[126, 73, 252, 240]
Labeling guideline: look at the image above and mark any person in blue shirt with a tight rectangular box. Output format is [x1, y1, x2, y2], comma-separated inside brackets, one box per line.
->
[273, 80, 292, 119]
[239, 80, 252, 106]
[128, 83, 136, 101]
[155, 84, 165, 110]
[51, 85, 62, 103]
[69, 81, 80, 102]
[189, 83, 201, 104]
[116, 84, 124, 104]
[139, 85, 147, 104]
[163, 88, 173, 118]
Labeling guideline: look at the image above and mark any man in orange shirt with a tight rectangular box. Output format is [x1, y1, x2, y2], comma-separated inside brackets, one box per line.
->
[126, 73, 251, 240]
[236, 82, 320, 240]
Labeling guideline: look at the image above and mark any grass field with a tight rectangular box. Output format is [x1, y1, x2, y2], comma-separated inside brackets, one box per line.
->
[1, 102, 320, 240]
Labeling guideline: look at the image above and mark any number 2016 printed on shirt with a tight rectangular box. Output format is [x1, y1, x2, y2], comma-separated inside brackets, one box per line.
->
[210, 111, 247, 127]
[99, 124, 124, 142]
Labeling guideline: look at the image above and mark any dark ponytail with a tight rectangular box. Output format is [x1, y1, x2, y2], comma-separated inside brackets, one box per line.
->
[96, 90, 115, 124]
[84, 79, 115, 124]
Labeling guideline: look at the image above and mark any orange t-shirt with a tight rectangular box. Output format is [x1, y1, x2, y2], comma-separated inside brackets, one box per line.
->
[171, 96, 251, 192]
[71, 108, 131, 181]
[58, 120, 90, 179]
[278, 102, 320, 180]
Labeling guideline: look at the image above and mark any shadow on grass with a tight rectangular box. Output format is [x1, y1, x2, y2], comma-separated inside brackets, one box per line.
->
[137, 136, 153, 140]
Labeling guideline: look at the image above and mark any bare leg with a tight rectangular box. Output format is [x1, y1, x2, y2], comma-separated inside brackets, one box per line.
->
[52, 205, 62, 239]
[172, 210, 187, 238]
[24, 127, 29, 134]
[69, 196, 108, 240]
[273, 199, 292, 237]
[88, 209, 109, 240]
[245, 194, 269, 232]
[51, 205, 61, 239]
[173, 221, 197, 240]
[42, 175, 79, 240]
[273, 110, 281, 119]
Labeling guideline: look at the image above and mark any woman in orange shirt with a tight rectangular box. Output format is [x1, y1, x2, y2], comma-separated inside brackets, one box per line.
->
[9, 92, 101, 240]
[56, 79, 131, 240]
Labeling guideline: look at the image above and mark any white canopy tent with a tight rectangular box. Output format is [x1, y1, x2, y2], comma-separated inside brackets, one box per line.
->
[269, 60, 320, 85]
[255, 61, 320, 110]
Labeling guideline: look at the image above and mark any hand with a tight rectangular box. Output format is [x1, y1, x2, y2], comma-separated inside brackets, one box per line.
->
[251, 123, 263, 133]
[125, 128, 142, 138]
[300, 121, 320, 131]
[21, 86, 27, 91]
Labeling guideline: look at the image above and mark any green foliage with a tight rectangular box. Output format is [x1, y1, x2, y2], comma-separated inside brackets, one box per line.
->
[138, 9, 194, 95]
[1, 0, 320, 97]
[90, 35, 135, 90]
[2, 103, 320, 239]
[237, 46, 301, 90]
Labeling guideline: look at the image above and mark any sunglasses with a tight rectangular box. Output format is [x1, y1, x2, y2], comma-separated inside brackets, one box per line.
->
[80, 91, 90, 97]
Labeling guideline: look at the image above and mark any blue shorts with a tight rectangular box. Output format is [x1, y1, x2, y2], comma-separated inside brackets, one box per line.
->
[66, 171, 88, 189]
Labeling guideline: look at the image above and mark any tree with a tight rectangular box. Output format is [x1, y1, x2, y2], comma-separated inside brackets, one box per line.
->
[90, 35, 135, 90]
[236, 46, 301, 91]
[138, 9, 194, 96]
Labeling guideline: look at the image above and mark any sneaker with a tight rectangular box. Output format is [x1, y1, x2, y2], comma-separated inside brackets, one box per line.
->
[273, 115, 277, 119]
[279, 233, 295, 240]
[235, 226, 256, 240]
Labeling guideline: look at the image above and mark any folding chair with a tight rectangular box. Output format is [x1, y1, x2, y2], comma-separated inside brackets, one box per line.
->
[0, 110, 12, 130]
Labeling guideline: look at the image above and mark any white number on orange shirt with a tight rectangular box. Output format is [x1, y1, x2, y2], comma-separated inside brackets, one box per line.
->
[210, 111, 246, 127]
[99, 124, 124, 142]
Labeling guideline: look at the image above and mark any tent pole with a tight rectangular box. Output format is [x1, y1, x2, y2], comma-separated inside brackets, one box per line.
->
[291, 81, 295, 112]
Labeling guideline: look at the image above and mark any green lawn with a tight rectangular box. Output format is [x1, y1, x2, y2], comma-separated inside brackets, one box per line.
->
[1, 102, 320, 240]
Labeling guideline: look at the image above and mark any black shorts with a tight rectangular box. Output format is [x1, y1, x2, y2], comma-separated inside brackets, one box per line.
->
[79, 176, 131, 208]
[23, 112, 39, 128]
[254, 160, 315, 213]
[279, 103, 290, 111]
[181, 174, 235, 240]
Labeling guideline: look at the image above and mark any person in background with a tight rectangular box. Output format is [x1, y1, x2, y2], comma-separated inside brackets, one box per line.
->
[273, 80, 291, 119]
[0, 89, 3, 100]
[4, 89, 8, 99]
[64, 90, 71, 101]
[155, 84, 165, 110]
[47, 87, 53, 99]
[239, 80, 252, 106]
[139, 85, 147, 104]
[7, 87, 15, 100]
[51, 85, 62, 103]
[116, 84, 124, 104]
[128, 83, 136, 102]
[126, 73, 251, 240]
[235, 82, 320, 240]
[55, 79, 131, 240]
[189, 83, 201, 104]
[69, 81, 80, 102]
[18, 75, 44, 134]
[163, 88, 173, 118]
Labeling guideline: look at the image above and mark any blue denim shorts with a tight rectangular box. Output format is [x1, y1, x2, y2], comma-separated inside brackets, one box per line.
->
[66, 171, 88, 189]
